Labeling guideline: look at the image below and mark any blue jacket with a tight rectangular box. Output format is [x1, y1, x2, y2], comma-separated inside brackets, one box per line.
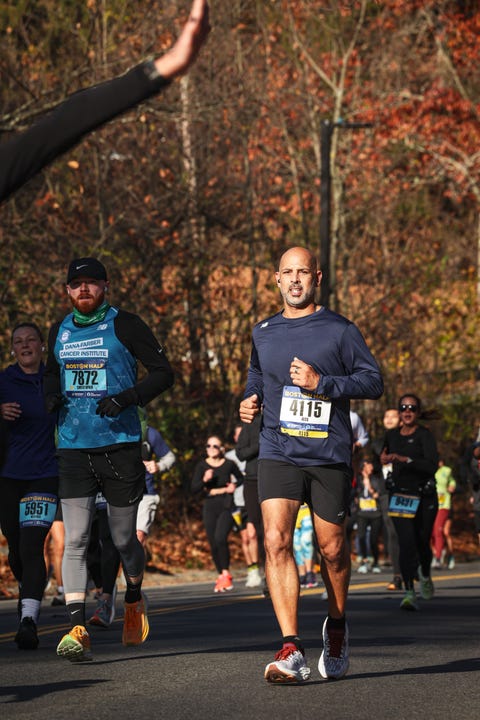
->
[0, 363, 57, 479]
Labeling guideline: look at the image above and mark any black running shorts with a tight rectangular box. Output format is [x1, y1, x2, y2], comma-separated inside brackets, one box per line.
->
[57, 444, 146, 507]
[258, 459, 352, 524]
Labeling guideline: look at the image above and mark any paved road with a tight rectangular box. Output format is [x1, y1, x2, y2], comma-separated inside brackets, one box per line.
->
[1, 563, 479, 720]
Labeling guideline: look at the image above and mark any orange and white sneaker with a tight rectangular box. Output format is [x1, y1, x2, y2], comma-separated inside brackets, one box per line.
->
[56, 625, 92, 662]
[122, 592, 149, 646]
[214, 573, 233, 593]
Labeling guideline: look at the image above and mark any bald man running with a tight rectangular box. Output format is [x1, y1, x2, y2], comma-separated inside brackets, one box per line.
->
[240, 246, 383, 684]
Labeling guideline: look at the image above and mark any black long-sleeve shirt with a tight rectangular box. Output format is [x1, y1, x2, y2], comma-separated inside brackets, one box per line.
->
[191, 459, 244, 496]
[383, 425, 439, 494]
[236, 414, 261, 481]
[0, 61, 169, 204]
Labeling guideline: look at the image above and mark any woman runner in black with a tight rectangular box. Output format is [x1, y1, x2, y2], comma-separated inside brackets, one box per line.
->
[380, 393, 439, 611]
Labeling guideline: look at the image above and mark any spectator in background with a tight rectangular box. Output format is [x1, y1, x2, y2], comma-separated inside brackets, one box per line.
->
[381, 394, 439, 611]
[294, 504, 318, 589]
[191, 436, 244, 593]
[234, 419, 265, 590]
[139, 425, 176, 549]
[225, 425, 262, 589]
[350, 410, 369, 450]
[373, 408, 403, 591]
[45, 507, 66, 606]
[88, 425, 176, 628]
[0, 322, 58, 650]
[431, 459, 456, 569]
[350, 410, 369, 481]
[355, 459, 383, 574]
[469, 445, 480, 549]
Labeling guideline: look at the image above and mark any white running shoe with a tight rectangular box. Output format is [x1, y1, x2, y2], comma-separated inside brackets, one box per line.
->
[245, 567, 263, 588]
[318, 618, 349, 679]
[265, 643, 311, 683]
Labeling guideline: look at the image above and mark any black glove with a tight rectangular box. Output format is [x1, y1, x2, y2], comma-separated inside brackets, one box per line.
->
[96, 387, 138, 418]
[45, 393, 64, 413]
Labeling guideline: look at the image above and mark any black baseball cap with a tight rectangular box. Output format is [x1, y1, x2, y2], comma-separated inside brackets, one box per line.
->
[67, 257, 107, 284]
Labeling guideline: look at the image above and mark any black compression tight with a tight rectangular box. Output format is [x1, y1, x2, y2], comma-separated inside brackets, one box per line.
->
[202, 496, 234, 574]
[392, 495, 438, 589]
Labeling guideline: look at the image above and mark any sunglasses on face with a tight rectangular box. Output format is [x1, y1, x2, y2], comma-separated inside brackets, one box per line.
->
[206, 444, 221, 449]
[399, 404, 418, 413]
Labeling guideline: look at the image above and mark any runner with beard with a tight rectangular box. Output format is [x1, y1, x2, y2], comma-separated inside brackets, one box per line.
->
[44, 257, 174, 661]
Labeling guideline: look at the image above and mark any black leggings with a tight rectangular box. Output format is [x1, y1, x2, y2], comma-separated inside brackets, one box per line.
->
[357, 515, 383, 564]
[392, 494, 438, 589]
[0, 476, 58, 600]
[202, 496, 234, 574]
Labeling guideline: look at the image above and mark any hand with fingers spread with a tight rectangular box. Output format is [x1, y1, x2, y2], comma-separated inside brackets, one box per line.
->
[154, 0, 211, 80]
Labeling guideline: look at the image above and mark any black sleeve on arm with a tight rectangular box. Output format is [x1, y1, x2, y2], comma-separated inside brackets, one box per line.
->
[0, 62, 170, 204]
[236, 416, 261, 462]
[231, 461, 244, 486]
[114, 310, 174, 405]
[191, 460, 208, 494]
[43, 322, 62, 397]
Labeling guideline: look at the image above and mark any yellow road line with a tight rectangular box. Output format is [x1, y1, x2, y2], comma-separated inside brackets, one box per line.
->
[1, 571, 479, 644]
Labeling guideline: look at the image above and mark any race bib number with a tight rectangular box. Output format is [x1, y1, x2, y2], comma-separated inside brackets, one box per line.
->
[359, 497, 377, 512]
[65, 360, 107, 399]
[279, 386, 331, 439]
[388, 493, 420, 519]
[19, 493, 57, 528]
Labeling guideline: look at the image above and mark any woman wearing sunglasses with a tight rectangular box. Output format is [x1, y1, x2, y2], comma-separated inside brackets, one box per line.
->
[380, 394, 439, 611]
[191, 436, 244, 593]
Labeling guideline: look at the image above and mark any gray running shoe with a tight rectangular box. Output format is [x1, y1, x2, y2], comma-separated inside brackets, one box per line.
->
[400, 589, 419, 611]
[265, 643, 311, 683]
[318, 618, 349, 679]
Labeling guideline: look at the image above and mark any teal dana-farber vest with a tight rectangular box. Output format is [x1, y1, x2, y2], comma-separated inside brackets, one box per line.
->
[54, 306, 141, 449]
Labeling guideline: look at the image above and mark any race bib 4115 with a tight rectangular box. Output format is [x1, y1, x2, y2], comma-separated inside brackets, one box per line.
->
[279, 385, 331, 439]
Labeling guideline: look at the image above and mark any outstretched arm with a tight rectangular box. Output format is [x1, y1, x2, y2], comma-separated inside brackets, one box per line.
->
[0, 0, 210, 204]
[155, 0, 211, 80]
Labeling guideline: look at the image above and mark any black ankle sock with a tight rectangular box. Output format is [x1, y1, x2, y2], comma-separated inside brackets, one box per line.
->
[327, 615, 346, 630]
[125, 581, 142, 604]
[283, 635, 305, 654]
[67, 601, 86, 628]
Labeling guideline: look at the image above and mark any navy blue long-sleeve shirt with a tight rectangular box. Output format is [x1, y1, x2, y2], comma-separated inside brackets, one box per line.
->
[244, 307, 383, 467]
[0, 362, 57, 479]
